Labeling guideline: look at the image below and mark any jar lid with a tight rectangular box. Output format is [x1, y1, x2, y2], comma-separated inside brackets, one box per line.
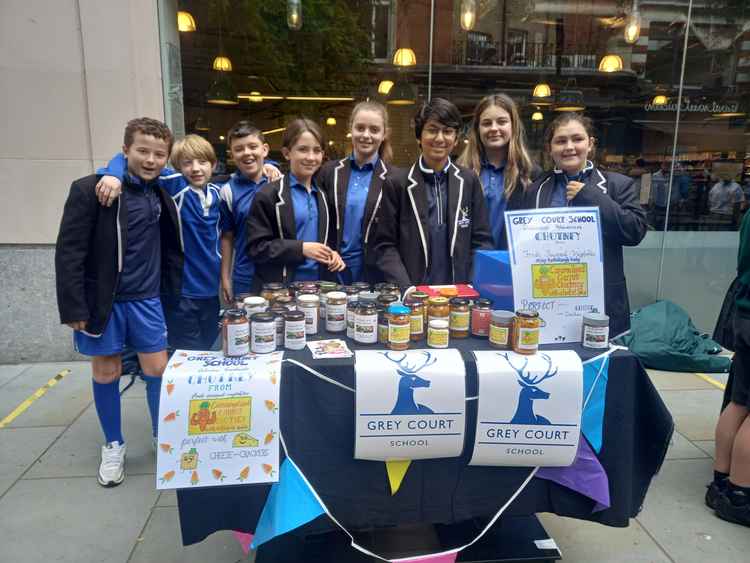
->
[343, 285, 359, 295]
[491, 310, 516, 322]
[428, 296, 449, 305]
[450, 297, 469, 306]
[283, 310, 305, 321]
[251, 312, 274, 322]
[352, 282, 371, 290]
[347, 299, 359, 307]
[327, 291, 347, 301]
[429, 319, 449, 329]
[244, 296, 267, 305]
[582, 312, 610, 326]
[234, 293, 252, 302]
[388, 304, 410, 315]
[358, 291, 379, 303]
[224, 308, 247, 320]
[475, 298, 492, 308]
[411, 291, 429, 299]
[358, 302, 377, 311]
[378, 294, 399, 304]
[275, 295, 293, 303]
[262, 282, 284, 290]
[439, 287, 458, 297]
[297, 294, 320, 304]
[516, 309, 540, 318]
[318, 281, 337, 291]
[269, 305, 288, 314]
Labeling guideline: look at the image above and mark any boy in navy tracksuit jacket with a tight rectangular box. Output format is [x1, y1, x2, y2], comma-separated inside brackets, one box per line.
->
[55, 118, 182, 488]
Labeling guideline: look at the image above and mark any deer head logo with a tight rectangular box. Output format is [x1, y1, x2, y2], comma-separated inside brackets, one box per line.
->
[382, 351, 437, 415]
[498, 353, 558, 425]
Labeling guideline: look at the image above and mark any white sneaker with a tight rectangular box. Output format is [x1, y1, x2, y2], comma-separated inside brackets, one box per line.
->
[98, 441, 126, 487]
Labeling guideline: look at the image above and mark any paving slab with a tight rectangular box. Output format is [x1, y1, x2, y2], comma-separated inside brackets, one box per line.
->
[25, 399, 157, 479]
[157, 489, 178, 507]
[0, 362, 92, 428]
[646, 369, 716, 391]
[537, 513, 671, 563]
[658, 389, 724, 441]
[129, 506, 248, 563]
[665, 430, 711, 461]
[693, 440, 716, 459]
[0, 475, 158, 563]
[0, 364, 29, 389]
[636, 458, 750, 563]
[0, 426, 65, 497]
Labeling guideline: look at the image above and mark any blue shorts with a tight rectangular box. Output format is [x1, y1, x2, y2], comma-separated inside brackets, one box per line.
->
[74, 297, 168, 357]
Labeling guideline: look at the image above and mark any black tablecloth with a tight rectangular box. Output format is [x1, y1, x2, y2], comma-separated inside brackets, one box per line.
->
[177, 335, 673, 545]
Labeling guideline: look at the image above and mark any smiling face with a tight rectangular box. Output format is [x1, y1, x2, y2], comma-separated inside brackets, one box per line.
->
[122, 132, 170, 181]
[178, 158, 214, 188]
[548, 120, 594, 174]
[419, 118, 458, 169]
[282, 131, 323, 182]
[478, 104, 512, 154]
[229, 134, 269, 182]
[351, 109, 386, 163]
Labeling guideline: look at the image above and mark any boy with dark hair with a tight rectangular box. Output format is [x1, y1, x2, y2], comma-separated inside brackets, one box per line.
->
[56, 117, 183, 487]
[708, 210, 750, 527]
[372, 98, 492, 287]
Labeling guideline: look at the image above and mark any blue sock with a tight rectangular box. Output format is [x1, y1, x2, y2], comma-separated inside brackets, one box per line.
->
[142, 375, 162, 438]
[92, 379, 124, 445]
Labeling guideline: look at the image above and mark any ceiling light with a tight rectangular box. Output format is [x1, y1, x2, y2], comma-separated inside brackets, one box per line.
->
[598, 54, 624, 73]
[206, 74, 238, 105]
[177, 11, 197, 32]
[386, 81, 417, 105]
[326, 117, 337, 126]
[554, 90, 586, 112]
[624, 10, 641, 44]
[393, 48, 417, 67]
[247, 91, 263, 103]
[532, 111, 544, 121]
[651, 95, 668, 106]
[533, 83, 552, 98]
[460, 0, 477, 31]
[378, 80, 394, 95]
[212, 56, 233, 72]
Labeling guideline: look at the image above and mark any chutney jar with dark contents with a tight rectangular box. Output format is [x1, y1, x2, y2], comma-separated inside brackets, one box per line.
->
[222, 309, 249, 357]
[251, 312, 277, 354]
[283, 310, 306, 350]
[449, 297, 470, 339]
[471, 298, 492, 337]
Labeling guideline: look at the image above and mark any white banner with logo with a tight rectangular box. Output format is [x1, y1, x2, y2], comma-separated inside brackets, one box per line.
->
[470, 350, 582, 467]
[354, 349, 466, 461]
[505, 207, 604, 344]
[155, 350, 282, 489]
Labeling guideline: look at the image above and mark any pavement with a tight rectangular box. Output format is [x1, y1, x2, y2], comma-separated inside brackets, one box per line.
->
[0, 361, 748, 563]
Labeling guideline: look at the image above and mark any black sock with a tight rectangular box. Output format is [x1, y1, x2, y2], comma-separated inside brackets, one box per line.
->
[714, 470, 729, 487]
[727, 481, 750, 506]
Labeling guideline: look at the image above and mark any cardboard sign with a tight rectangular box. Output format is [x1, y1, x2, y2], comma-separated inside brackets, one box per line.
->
[470, 350, 582, 467]
[354, 349, 466, 461]
[156, 350, 282, 489]
[505, 207, 605, 344]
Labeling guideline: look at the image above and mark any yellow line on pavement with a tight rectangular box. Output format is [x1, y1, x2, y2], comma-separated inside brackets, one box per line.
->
[695, 372, 727, 391]
[0, 369, 71, 429]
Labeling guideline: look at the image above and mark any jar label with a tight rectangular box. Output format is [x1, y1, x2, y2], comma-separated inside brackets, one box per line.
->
[251, 322, 276, 354]
[346, 309, 356, 338]
[378, 323, 388, 344]
[471, 310, 491, 336]
[428, 328, 449, 348]
[354, 314, 378, 343]
[388, 323, 410, 344]
[326, 303, 347, 332]
[225, 323, 249, 356]
[583, 324, 609, 349]
[450, 310, 470, 330]
[410, 314, 424, 335]
[489, 325, 509, 346]
[284, 320, 306, 350]
[302, 307, 319, 335]
[516, 327, 540, 350]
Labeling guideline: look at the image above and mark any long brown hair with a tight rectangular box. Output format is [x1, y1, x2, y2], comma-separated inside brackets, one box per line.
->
[282, 117, 324, 150]
[349, 100, 393, 164]
[458, 94, 534, 198]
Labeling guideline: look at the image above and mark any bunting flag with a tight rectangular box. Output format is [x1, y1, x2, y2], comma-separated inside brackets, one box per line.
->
[385, 460, 412, 495]
[581, 353, 610, 453]
[536, 437, 610, 511]
[251, 458, 325, 549]
[231, 531, 254, 555]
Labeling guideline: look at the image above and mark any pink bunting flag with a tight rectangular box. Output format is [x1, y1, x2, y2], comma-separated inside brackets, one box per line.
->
[232, 531, 254, 555]
[393, 550, 458, 563]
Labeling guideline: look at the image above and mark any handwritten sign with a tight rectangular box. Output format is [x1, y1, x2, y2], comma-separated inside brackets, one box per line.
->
[156, 350, 282, 489]
[505, 207, 604, 344]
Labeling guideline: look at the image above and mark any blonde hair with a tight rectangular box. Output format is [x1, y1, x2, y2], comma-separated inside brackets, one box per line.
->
[170, 134, 217, 168]
[349, 100, 393, 164]
[458, 94, 534, 198]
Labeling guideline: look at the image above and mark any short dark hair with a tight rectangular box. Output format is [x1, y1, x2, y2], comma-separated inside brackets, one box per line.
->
[123, 117, 173, 150]
[227, 120, 265, 147]
[414, 98, 462, 140]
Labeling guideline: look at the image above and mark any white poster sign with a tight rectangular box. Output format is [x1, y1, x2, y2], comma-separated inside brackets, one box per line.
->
[505, 207, 605, 344]
[470, 350, 582, 467]
[155, 350, 282, 489]
[355, 349, 466, 461]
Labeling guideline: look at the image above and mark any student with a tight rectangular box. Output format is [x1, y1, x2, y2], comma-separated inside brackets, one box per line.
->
[317, 100, 397, 284]
[708, 210, 750, 527]
[457, 93, 537, 249]
[372, 98, 493, 288]
[96, 135, 226, 351]
[55, 118, 182, 487]
[521, 113, 647, 336]
[218, 122, 281, 301]
[247, 118, 345, 289]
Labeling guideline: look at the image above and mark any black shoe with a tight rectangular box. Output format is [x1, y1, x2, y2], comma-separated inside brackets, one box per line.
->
[714, 491, 750, 528]
[705, 480, 725, 510]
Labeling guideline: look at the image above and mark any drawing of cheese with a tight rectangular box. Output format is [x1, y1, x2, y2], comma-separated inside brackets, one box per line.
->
[232, 433, 259, 448]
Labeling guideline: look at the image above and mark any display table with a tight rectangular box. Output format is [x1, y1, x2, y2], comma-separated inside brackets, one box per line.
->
[176, 334, 673, 559]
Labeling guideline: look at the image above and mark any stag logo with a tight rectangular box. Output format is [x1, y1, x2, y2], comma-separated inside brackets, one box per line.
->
[498, 353, 558, 425]
[381, 351, 437, 415]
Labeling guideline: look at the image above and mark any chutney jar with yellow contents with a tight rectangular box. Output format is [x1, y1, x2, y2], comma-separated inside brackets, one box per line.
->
[387, 304, 411, 351]
[512, 310, 542, 355]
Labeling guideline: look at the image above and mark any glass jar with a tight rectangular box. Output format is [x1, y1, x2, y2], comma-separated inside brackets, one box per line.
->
[352, 282, 371, 293]
[582, 312, 610, 349]
[449, 297, 470, 338]
[233, 293, 252, 310]
[243, 296, 268, 316]
[296, 294, 320, 335]
[274, 295, 295, 311]
[387, 304, 411, 351]
[358, 291, 379, 305]
[343, 285, 360, 303]
[411, 291, 430, 329]
[427, 319, 449, 349]
[318, 281, 338, 319]
[346, 299, 359, 339]
[222, 309, 249, 357]
[489, 310, 515, 350]
[377, 305, 389, 344]
[427, 296, 450, 324]
[471, 298, 492, 337]
[406, 294, 426, 341]
[377, 293, 399, 309]
[269, 305, 287, 347]
[325, 291, 347, 332]
[251, 312, 276, 354]
[381, 283, 401, 299]
[260, 282, 285, 305]
[283, 310, 306, 350]
[513, 310, 541, 355]
[354, 302, 378, 344]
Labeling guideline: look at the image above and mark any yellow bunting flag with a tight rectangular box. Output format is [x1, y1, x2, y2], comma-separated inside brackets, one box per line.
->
[385, 460, 412, 495]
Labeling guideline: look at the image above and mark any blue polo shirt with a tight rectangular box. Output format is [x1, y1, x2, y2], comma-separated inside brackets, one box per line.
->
[340, 153, 378, 283]
[420, 157, 452, 285]
[289, 174, 320, 281]
[551, 160, 594, 208]
[219, 172, 269, 288]
[480, 160, 506, 248]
